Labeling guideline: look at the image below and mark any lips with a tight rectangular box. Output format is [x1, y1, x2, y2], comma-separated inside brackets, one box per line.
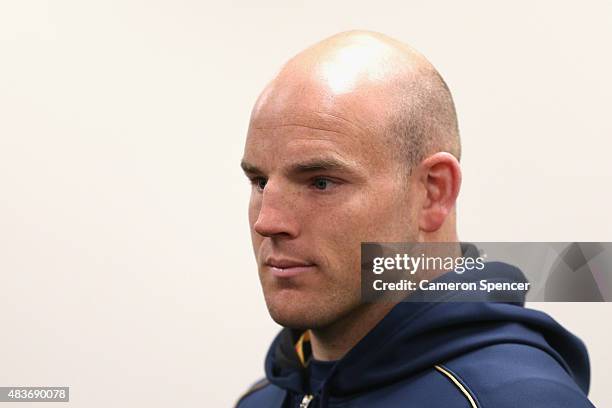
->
[264, 257, 316, 278]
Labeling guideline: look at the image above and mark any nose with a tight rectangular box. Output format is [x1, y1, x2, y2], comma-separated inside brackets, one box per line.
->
[252, 184, 300, 239]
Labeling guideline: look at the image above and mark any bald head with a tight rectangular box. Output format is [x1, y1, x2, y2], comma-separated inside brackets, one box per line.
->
[244, 31, 462, 334]
[251, 30, 460, 171]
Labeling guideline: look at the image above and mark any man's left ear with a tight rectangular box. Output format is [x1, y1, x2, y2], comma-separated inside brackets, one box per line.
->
[416, 152, 462, 232]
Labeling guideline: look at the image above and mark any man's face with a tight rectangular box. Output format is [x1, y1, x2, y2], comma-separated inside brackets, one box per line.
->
[242, 79, 419, 330]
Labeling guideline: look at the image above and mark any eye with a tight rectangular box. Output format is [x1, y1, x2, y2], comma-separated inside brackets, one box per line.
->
[250, 177, 267, 191]
[312, 177, 333, 190]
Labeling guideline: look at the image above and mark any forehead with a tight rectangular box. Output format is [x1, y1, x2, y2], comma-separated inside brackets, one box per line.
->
[245, 114, 392, 177]
[244, 79, 396, 173]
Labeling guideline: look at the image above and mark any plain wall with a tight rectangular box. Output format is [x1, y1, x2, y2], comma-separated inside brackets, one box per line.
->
[0, 1, 610, 407]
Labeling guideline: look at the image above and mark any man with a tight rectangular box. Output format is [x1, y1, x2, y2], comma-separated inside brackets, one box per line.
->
[237, 31, 595, 407]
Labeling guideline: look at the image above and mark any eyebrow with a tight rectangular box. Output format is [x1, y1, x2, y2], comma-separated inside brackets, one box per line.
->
[240, 160, 263, 175]
[240, 157, 358, 177]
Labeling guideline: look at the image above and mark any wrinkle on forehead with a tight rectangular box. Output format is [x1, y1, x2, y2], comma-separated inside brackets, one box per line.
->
[245, 122, 396, 177]
[250, 109, 370, 139]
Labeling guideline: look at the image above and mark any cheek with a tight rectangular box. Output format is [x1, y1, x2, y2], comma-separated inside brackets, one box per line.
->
[248, 194, 261, 227]
[344, 190, 414, 241]
[308, 211, 368, 272]
[304, 194, 379, 247]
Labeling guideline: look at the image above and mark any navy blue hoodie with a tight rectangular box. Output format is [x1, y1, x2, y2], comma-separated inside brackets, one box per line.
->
[236, 251, 595, 407]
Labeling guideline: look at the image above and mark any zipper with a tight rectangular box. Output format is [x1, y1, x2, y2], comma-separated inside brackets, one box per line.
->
[299, 394, 314, 408]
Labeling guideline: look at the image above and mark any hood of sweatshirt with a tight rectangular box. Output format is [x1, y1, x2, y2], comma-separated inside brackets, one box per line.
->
[263, 244, 591, 402]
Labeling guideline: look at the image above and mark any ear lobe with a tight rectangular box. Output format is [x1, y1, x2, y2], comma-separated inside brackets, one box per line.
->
[417, 153, 461, 233]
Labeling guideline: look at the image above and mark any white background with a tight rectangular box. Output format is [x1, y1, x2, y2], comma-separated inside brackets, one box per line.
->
[0, 1, 610, 407]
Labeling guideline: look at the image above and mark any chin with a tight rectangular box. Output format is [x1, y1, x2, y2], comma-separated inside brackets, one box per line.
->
[266, 294, 327, 330]
[268, 312, 316, 331]
[264, 289, 357, 330]
[265, 292, 320, 329]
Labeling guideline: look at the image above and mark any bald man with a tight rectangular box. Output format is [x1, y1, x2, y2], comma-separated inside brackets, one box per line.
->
[237, 31, 595, 407]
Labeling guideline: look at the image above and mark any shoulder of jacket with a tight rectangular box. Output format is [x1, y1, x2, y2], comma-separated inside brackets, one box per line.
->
[233, 378, 271, 408]
[440, 344, 595, 408]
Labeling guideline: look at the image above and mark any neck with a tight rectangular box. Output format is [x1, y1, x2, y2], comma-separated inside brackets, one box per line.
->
[308, 302, 397, 361]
